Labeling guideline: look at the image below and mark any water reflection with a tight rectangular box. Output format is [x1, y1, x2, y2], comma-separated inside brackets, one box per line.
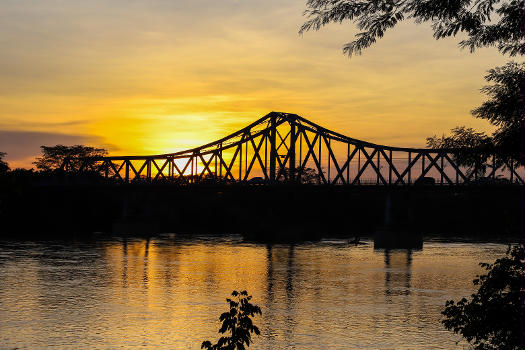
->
[0, 237, 509, 350]
[384, 249, 412, 297]
[143, 238, 150, 289]
[122, 239, 128, 288]
[265, 244, 298, 349]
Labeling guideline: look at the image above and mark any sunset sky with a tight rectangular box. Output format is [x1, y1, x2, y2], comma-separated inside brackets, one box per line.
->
[0, 0, 509, 168]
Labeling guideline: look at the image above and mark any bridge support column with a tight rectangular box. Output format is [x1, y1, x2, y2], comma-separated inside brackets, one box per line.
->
[269, 113, 277, 183]
[125, 160, 130, 183]
[289, 118, 296, 183]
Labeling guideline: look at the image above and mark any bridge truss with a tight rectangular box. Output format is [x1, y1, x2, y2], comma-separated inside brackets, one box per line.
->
[62, 112, 524, 185]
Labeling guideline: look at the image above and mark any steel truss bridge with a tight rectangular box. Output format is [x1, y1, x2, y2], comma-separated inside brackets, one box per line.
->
[62, 112, 524, 185]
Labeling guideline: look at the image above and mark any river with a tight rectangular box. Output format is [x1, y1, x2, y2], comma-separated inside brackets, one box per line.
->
[0, 236, 510, 349]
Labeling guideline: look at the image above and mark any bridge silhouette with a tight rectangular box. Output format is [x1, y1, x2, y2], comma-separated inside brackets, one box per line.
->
[62, 112, 524, 185]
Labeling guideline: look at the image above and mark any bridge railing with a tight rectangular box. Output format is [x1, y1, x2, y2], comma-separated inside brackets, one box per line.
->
[60, 112, 525, 185]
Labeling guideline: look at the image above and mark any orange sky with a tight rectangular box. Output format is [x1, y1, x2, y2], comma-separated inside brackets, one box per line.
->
[0, 0, 509, 168]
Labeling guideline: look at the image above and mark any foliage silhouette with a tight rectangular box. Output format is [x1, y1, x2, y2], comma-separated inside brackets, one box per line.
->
[0, 152, 9, 174]
[427, 126, 493, 178]
[296, 166, 322, 184]
[300, 0, 524, 58]
[442, 244, 525, 350]
[34, 144, 107, 171]
[472, 62, 525, 166]
[201, 290, 262, 350]
[277, 166, 322, 184]
[428, 62, 525, 168]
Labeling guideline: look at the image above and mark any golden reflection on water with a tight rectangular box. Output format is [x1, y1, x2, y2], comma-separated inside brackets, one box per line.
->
[0, 238, 509, 350]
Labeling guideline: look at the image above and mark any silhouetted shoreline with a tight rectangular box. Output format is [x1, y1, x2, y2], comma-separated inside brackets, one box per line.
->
[1, 182, 523, 241]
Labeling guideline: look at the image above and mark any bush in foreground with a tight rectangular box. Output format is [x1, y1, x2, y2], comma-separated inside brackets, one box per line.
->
[442, 244, 525, 350]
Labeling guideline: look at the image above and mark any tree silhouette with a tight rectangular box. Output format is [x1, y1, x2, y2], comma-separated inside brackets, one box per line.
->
[277, 166, 322, 184]
[427, 127, 493, 178]
[0, 152, 9, 174]
[428, 62, 525, 168]
[33, 145, 107, 171]
[202, 290, 262, 350]
[442, 244, 525, 350]
[472, 62, 525, 166]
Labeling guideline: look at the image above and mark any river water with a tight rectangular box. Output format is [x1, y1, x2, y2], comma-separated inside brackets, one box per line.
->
[0, 236, 510, 350]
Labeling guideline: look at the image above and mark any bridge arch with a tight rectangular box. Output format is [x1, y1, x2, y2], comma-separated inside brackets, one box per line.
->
[62, 112, 524, 185]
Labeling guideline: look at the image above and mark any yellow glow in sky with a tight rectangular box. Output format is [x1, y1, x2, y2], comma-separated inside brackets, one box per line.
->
[0, 0, 508, 168]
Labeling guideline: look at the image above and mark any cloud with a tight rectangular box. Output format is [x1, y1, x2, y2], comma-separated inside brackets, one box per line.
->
[0, 118, 90, 131]
[0, 130, 116, 168]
